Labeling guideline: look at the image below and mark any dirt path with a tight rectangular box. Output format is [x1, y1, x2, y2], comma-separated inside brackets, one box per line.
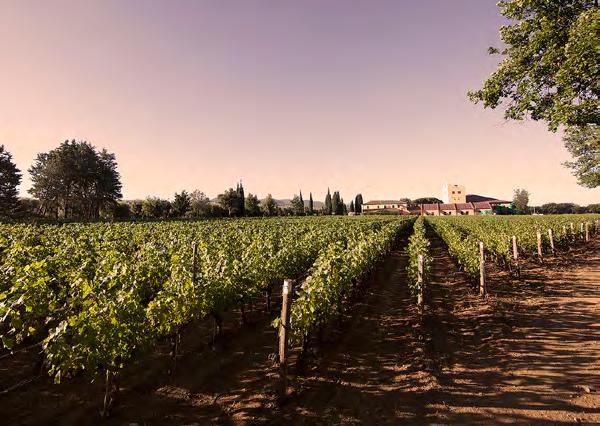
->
[416, 236, 600, 425]
[273, 249, 432, 425]
[274, 234, 600, 425]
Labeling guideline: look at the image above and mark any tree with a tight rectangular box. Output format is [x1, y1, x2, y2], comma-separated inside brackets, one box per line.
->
[349, 200, 355, 213]
[291, 194, 304, 216]
[562, 125, 600, 188]
[0, 145, 21, 217]
[142, 197, 171, 218]
[299, 191, 305, 216]
[340, 197, 347, 215]
[413, 197, 443, 205]
[332, 191, 344, 215]
[218, 188, 241, 217]
[129, 200, 143, 218]
[260, 193, 277, 216]
[111, 202, 131, 219]
[188, 190, 211, 217]
[469, 1, 598, 131]
[587, 203, 600, 213]
[513, 188, 530, 215]
[16, 198, 40, 219]
[308, 192, 314, 215]
[399, 197, 413, 207]
[171, 190, 191, 217]
[324, 188, 332, 215]
[354, 194, 363, 214]
[28, 140, 122, 219]
[538, 202, 580, 215]
[245, 193, 261, 216]
[236, 182, 245, 216]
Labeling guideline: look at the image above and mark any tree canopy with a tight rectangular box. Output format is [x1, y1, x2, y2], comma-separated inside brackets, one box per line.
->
[188, 190, 211, 217]
[324, 189, 332, 215]
[469, 0, 599, 130]
[142, 197, 171, 218]
[513, 188, 530, 214]
[28, 140, 122, 219]
[0, 145, 21, 217]
[171, 190, 191, 217]
[562, 125, 600, 188]
[260, 193, 277, 216]
[291, 193, 305, 216]
[218, 188, 241, 217]
[245, 193, 261, 216]
[354, 194, 363, 213]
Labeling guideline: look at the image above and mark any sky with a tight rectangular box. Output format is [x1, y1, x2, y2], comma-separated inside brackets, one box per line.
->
[0, 0, 597, 205]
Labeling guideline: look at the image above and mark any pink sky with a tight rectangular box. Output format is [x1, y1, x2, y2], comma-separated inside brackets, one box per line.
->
[1, 0, 597, 205]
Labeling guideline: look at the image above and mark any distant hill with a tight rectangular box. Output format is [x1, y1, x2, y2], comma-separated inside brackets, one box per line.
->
[272, 199, 325, 209]
[209, 197, 324, 209]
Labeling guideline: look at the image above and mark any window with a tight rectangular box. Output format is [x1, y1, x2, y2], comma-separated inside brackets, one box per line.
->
[458, 191, 461, 194]
[452, 191, 455, 194]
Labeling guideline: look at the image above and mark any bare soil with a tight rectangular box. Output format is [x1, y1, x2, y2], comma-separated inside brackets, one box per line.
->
[1, 236, 598, 425]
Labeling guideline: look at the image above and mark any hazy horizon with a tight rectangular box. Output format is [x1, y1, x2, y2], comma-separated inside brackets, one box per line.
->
[1, 0, 597, 205]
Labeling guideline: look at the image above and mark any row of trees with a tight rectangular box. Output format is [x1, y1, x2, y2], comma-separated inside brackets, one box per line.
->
[512, 188, 600, 215]
[1, 140, 368, 220]
[122, 188, 365, 219]
[0, 141, 122, 220]
[1, 140, 596, 220]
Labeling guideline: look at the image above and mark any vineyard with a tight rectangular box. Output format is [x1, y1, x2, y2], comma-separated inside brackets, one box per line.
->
[0, 213, 599, 424]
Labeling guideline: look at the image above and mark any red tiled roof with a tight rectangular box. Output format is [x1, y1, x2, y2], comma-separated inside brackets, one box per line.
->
[422, 204, 439, 210]
[456, 203, 474, 210]
[473, 201, 492, 209]
[439, 204, 456, 210]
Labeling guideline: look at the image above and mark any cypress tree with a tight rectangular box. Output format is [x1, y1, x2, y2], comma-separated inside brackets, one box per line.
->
[309, 193, 314, 215]
[332, 191, 340, 215]
[349, 200, 355, 213]
[0, 145, 21, 217]
[355, 194, 363, 214]
[340, 197, 347, 215]
[299, 190, 304, 216]
[237, 181, 245, 216]
[325, 188, 332, 215]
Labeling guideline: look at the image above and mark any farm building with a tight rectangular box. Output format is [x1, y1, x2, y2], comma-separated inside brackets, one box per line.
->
[363, 198, 512, 215]
[362, 200, 410, 214]
[362, 185, 512, 215]
[419, 201, 510, 215]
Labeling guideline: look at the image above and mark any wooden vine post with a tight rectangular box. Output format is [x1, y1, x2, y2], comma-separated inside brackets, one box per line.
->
[102, 368, 118, 419]
[548, 229, 555, 256]
[512, 235, 520, 277]
[479, 242, 486, 296]
[536, 231, 543, 262]
[570, 222, 575, 239]
[563, 225, 567, 240]
[580, 223, 585, 240]
[192, 242, 198, 283]
[278, 279, 293, 399]
[417, 254, 424, 308]
[585, 222, 590, 242]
